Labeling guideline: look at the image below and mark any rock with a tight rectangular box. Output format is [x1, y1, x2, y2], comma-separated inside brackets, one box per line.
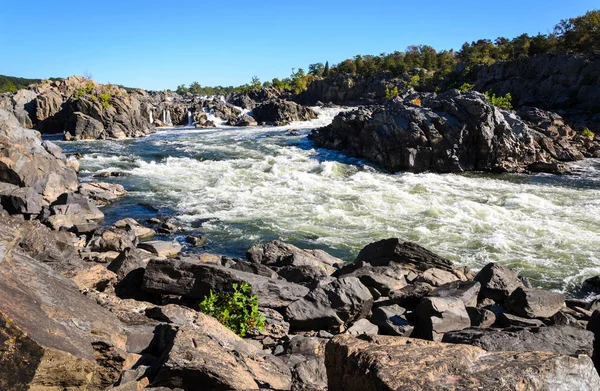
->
[227, 114, 258, 127]
[287, 354, 327, 391]
[443, 326, 594, 357]
[107, 248, 154, 299]
[419, 267, 459, 286]
[284, 277, 373, 331]
[88, 225, 137, 253]
[251, 99, 317, 125]
[0, 216, 127, 390]
[137, 240, 181, 258]
[114, 218, 156, 240]
[388, 282, 434, 309]
[48, 192, 104, 233]
[184, 234, 205, 246]
[474, 262, 524, 303]
[335, 261, 407, 299]
[325, 334, 600, 391]
[79, 181, 127, 203]
[467, 307, 496, 328]
[72, 264, 118, 292]
[499, 312, 546, 328]
[247, 240, 342, 284]
[66, 111, 106, 140]
[586, 310, 600, 372]
[415, 297, 470, 341]
[0, 182, 43, 215]
[370, 304, 414, 336]
[506, 288, 565, 319]
[142, 259, 309, 309]
[311, 90, 571, 174]
[346, 319, 379, 335]
[429, 280, 481, 308]
[0, 108, 78, 204]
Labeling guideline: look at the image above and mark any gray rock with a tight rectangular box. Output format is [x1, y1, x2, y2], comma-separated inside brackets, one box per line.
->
[474, 262, 524, 303]
[137, 240, 181, 258]
[346, 319, 379, 335]
[285, 277, 373, 332]
[88, 226, 137, 253]
[466, 307, 496, 328]
[416, 297, 470, 341]
[499, 312, 546, 328]
[251, 99, 317, 125]
[370, 304, 413, 336]
[429, 280, 481, 308]
[506, 288, 565, 319]
[335, 261, 407, 299]
[389, 282, 434, 309]
[0, 182, 43, 215]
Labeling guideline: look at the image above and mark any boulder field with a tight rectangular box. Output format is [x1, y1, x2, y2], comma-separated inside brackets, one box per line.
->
[2, 102, 600, 390]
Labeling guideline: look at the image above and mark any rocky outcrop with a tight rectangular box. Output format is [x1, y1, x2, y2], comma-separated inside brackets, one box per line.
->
[252, 99, 318, 125]
[325, 334, 600, 390]
[311, 90, 582, 174]
[0, 108, 78, 204]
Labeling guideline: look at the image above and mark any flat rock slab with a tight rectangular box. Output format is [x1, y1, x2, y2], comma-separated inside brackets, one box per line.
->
[138, 240, 181, 258]
[325, 335, 600, 391]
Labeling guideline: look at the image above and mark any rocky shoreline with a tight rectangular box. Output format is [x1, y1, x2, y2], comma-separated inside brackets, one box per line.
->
[1, 105, 600, 390]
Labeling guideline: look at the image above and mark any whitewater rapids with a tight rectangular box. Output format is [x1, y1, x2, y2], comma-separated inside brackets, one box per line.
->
[53, 107, 600, 292]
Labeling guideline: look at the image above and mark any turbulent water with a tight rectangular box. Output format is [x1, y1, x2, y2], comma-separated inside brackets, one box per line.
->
[50, 108, 600, 293]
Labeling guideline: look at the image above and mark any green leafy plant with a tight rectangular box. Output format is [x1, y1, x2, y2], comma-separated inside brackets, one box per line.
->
[99, 93, 111, 110]
[484, 91, 513, 110]
[582, 128, 595, 138]
[385, 86, 399, 99]
[459, 82, 474, 92]
[199, 282, 265, 337]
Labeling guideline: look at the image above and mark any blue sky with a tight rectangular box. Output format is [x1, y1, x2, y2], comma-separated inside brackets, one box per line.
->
[0, 1, 596, 90]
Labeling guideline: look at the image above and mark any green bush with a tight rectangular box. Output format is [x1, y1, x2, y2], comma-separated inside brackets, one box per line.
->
[199, 282, 265, 337]
[582, 128, 595, 138]
[459, 82, 474, 92]
[385, 86, 399, 99]
[484, 91, 513, 110]
[99, 93, 111, 110]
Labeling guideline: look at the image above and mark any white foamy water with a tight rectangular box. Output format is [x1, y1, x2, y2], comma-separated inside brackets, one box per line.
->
[54, 107, 600, 292]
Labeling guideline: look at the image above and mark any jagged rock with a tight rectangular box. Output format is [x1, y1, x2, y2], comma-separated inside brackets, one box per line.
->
[311, 90, 571, 174]
[325, 334, 600, 391]
[72, 264, 118, 292]
[370, 304, 413, 336]
[65, 111, 105, 140]
[474, 262, 524, 303]
[252, 99, 317, 125]
[335, 261, 407, 299]
[415, 297, 470, 341]
[48, 192, 104, 233]
[247, 240, 342, 284]
[107, 248, 154, 299]
[284, 277, 373, 331]
[467, 307, 496, 328]
[498, 312, 546, 328]
[227, 114, 258, 126]
[79, 181, 127, 203]
[419, 267, 460, 286]
[88, 225, 137, 253]
[137, 240, 181, 258]
[114, 218, 156, 240]
[0, 108, 78, 204]
[0, 182, 43, 215]
[0, 216, 127, 390]
[506, 287, 565, 319]
[388, 282, 435, 309]
[346, 319, 379, 335]
[142, 259, 309, 309]
[429, 280, 481, 308]
[443, 326, 594, 357]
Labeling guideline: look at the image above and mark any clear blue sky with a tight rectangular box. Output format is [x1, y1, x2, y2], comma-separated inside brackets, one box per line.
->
[0, 1, 596, 90]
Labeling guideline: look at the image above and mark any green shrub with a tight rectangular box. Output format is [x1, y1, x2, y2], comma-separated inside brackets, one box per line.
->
[385, 86, 399, 99]
[582, 128, 595, 138]
[99, 93, 111, 110]
[484, 91, 513, 110]
[459, 83, 474, 92]
[199, 282, 265, 337]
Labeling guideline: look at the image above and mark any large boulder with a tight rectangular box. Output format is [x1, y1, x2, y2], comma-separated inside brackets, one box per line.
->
[142, 258, 309, 309]
[252, 99, 317, 125]
[506, 287, 565, 319]
[0, 214, 127, 390]
[10, 89, 38, 128]
[415, 296, 471, 341]
[443, 326, 594, 357]
[284, 277, 373, 331]
[0, 108, 78, 204]
[474, 262, 524, 303]
[311, 90, 573, 174]
[325, 335, 600, 391]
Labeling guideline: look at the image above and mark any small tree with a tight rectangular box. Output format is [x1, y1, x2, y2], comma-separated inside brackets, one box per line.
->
[251, 76, 261, 89]
[323, 61, 330, 77]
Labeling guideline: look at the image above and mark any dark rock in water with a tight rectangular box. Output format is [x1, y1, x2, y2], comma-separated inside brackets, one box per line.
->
[252, 99, 317, 125]
[325, 334, 600, 391]
[185, 235, 205, 246]
[138, 203, 160, 212]
[586, 310, 600, 373]
[0, 215, 127, 390]
[443, 326, 594, 357]
[227, 114, 258, 127]
[370, 304, 413, 336]
[311, 90, 576, 174]
[284, 277, 373, 332]
[142, 258, 309, 309]
[66, 111, 105, 140]
[506, 287, 565, 319]
[415, 296, 470, 341]
[429, 280, 481, 308]
[474, 262, 524, 303]
[527, 161, 571, 174]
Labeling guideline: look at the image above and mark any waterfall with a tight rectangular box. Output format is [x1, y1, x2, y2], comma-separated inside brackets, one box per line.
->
[187, 110, 193, 126]
[162, 109, 172, 126]
[149, 109, 153, 124]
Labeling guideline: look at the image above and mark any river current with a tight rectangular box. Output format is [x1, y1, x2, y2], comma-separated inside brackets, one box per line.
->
[49, 108, 600, 293]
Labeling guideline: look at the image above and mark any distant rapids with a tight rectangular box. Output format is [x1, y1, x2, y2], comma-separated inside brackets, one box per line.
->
[49, 107, 600, 293]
